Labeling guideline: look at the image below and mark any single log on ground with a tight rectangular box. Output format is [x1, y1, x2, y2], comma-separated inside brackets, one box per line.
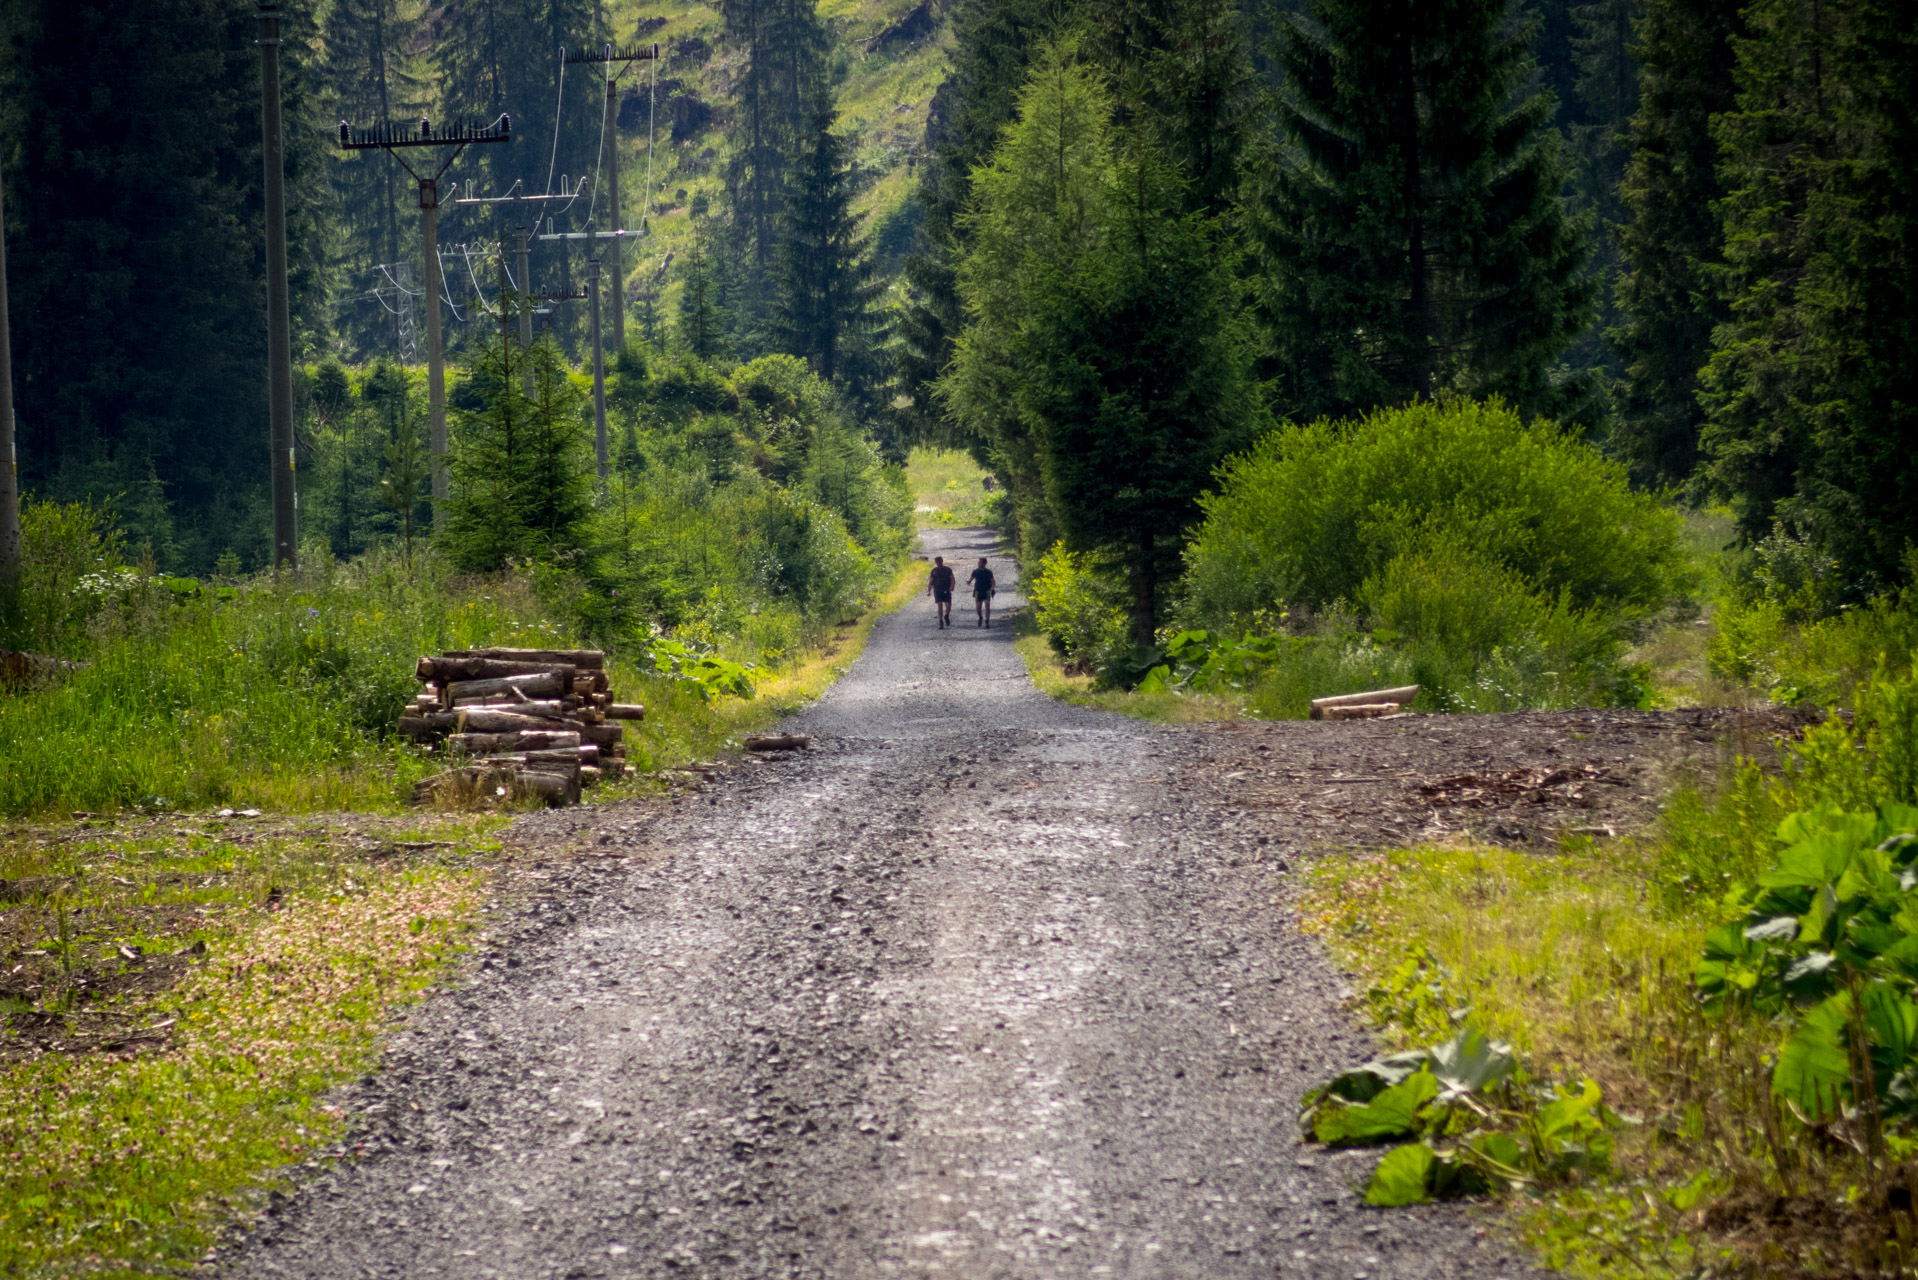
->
[1309, 685, 1419, 717]
[411, 765, 578, 807]
[1316, 703, 1403, 721]
[607, 704, 646, 720]
[445, 671, 565, 703]
[446, 731, 581, 755]
[441, 647, 604, 670]
[744, 734, 811, 751]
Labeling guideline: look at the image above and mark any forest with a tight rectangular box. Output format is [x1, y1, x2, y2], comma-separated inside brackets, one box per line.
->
[1, 0, 1918, 1274]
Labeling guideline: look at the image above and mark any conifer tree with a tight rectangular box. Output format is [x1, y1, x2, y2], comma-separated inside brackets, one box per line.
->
[1611, 0, 1742, 485]
[720, 0, 830, 339]
[676, 216, 725, 359]
[774, 115, 887, 392]
[322, 0, 423, 277]
[896, 0, 1069, 443]
[441, 331, 593, 569]
[1258, 0, 1592, 421]
[944, 48, 1261, 639]
[1697, 0, 1918, 588]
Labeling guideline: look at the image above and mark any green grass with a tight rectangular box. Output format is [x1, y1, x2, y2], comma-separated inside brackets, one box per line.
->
[906, 447, 1002, 529]
[0, 815, 500, 1276]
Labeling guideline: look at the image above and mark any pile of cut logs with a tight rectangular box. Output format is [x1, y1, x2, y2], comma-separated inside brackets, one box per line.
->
[1309, 684, 1420, 720]
[397, 648, 645, 806]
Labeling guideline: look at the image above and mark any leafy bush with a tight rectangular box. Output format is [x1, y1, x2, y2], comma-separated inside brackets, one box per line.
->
[1185, 397, 1691, 629]
[1025, 542, 1128, 664]
[0, 499, 129, 657]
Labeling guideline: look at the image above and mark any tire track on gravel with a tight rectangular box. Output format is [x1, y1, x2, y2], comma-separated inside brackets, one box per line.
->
[225, 527, 1535, 1280]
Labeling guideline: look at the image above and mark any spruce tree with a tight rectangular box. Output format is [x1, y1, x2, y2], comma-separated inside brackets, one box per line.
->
[441, 331, 594, 570]
[774, 115, 887, 392]
[896, 0, 1070, 444]
[321, 0, 424, 344]
[944, 48, 1262, 639]
[1697, 0, 1918, 588]
[676, 216, 725, 359]
[1259, 0, 1593, 421]
[1611, 0, 1742, 486]
[720, 0, 830, 341]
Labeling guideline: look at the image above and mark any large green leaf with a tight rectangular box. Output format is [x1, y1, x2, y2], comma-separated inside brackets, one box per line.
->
[1774, 992, 1854, 1120]
[1862, 981, 1918, 1075]
[1364, 1142, 1435, 1206]
[1313, 1068, 1439, 1147]
[1426, 1027, 1516, 1099]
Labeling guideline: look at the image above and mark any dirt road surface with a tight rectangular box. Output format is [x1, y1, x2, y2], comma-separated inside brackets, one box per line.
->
[225, 528, 1788, 1280]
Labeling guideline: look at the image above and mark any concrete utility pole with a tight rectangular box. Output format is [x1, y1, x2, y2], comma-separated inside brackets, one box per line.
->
[563, 43, 660, 353]
[338, 113, 511, 515]
[0, 159, 17, 587]
[258, 1, 299, 569]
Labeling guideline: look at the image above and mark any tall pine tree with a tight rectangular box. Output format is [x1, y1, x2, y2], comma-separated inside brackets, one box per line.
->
[1611, 0, 1742, 486]
[1697, 0, 1918, 589]
[1258, 0, 1593, 422]
[774, 115, 887, 394]
[720, 0, 830, 346]
[322, 0, 426, 355]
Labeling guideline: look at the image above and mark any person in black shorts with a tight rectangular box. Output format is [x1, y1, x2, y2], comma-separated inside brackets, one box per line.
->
[968, 557, 996, 628]
[926, 556, 956, 629]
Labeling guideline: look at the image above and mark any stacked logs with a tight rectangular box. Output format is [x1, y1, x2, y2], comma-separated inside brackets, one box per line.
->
[397, 647, 646, 806]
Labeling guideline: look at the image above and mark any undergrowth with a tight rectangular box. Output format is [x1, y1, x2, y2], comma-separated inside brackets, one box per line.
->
[1302, 658, 1918, 1276]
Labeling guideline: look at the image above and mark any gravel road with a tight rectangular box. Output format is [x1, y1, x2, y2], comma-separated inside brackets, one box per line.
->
[224, 527, 1600, 1280]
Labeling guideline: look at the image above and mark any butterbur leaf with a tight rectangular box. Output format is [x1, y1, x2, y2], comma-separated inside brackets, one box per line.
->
[1426, 1027, 1517, 1099]
[1472, 1132, 1525, 1179]
[1312, 1069, 1439, 1147]
[1774, 992, 1853, 1120]
[1743, 916, 1800, 942]
[1535, 1078, 1602, 1141]
[1309, 1050, 1433, 1106]
[1364, 1143, 1435, 1206]
[1861, 982, 1918, 1074]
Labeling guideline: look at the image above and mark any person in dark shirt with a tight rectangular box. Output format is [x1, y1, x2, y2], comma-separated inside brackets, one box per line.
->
[967, 557, 997, 628]
[926, 556, 956, 629]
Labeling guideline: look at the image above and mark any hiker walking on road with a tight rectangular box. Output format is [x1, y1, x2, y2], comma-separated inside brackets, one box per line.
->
[926, 557, 956, 629]
[968, 557, 996, 628]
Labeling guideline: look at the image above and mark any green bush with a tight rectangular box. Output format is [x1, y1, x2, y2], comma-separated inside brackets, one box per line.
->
[1025, 542, 1128, 663]
[0, 499, 129, 657]
[1185, 397, 1691, 629]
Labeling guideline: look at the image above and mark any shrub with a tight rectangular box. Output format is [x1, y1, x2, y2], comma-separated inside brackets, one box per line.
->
[1185, 397, 1691, 630]
[0, 499, 129, 657]
[1026, 542, 1128, 663]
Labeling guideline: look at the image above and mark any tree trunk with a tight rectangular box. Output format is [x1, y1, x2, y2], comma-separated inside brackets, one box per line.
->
[1131, 528, 1157, 649]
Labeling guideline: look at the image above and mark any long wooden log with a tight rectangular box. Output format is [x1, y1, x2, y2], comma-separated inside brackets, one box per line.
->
[606, 703, 646, 720]
[447, 731, 581, 754]
[411, 765, 579, 807]
[445, 671, 565, 702]
[400, 709, 571, 738]
[415, 656, 578, 683]
[441, 647, 604, 670]
[1309, 685, 1420, 718]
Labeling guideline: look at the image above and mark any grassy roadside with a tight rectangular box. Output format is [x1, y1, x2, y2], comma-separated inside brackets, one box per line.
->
[1011, 607, 1246, 723]
[1297, 667, 1918, 1280]
[0, 562, 919, 1275]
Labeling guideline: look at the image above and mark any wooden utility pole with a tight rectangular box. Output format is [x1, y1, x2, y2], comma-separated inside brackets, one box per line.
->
[338, 114, 512, 514]
[257, 1, 299, 569]
[563, 43, 660, 353]
[0, 159, 17, 587]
